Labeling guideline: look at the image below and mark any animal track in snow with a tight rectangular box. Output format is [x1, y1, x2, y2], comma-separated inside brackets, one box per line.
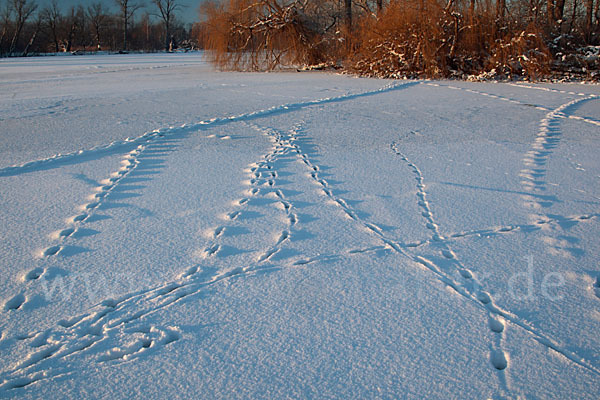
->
[203, 244, 221, 257]
[0, 289, 183, 392]
[0, 82, 435, 389]
[433, 83, 600, 128]
[442, 250, 455, 259]
[293, 254, 341, 266]
[38, 145, 145, 262]
[288, 213, 298, 226]
[41, 245, 62, 257]
[226, 211, 241, 220]
[213, 226, 225, 238]
[197, 122, 303, 272]
[364, 222, 383, 234]
[12, 138, 182, 317]
[1, 80, 419, 180]
[477, 291, 492, 305]
[391, 140, 514, 383]
[434, 83, 549, 111]
[52, 228, 75, 239]
[519, 95, 599, 258]
[4, 80, 598, 394]
[20, 148, 144, 291]
[242, 123, 312, 265]
[391, 142, 444, 242]
[491, 350, 509, 370]
[347, 245, 389, 255]
[275, 230, 290, 245]
[4, 293, 26, 311]
[445, 214, 598, 244]
[507, 82, 588, 97]
[257, 248, 279, 263]
[489, 317, 505, 333]
[243, 124, 600, 380]
[593, 277, 600, 299]
[71, 214, 87, 223]
[98, 326, 181, 363]
[24, 268, 44, 281]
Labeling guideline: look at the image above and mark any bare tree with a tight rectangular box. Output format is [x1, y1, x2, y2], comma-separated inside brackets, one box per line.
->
[152, 0, 181, 51]
[8, 0, 37, 54]
[0, 0, 205, 55]
[555, 0, 566, 26]
[202, 0, 327, 70]
[41, 0, 60, 52]
[344, 0, 351, 31]
[596, 0, 600, 34]
[87, 2, 107, 50]
[547, 0, 566, 31]
[63, 6, 84, 52]
[496, 0, 506, 32]
[115, 0, 143, 51]
[0, 0, 14, 54]
[568, 0, 579, 35]
[584, 0, 594, 42]
[21, 10, 40, 55]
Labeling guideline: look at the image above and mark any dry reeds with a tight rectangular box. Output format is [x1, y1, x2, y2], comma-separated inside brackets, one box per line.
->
[199, 0, 562, 79]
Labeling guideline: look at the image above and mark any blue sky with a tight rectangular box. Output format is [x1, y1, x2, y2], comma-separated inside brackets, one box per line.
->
[41, 0, 203, 24]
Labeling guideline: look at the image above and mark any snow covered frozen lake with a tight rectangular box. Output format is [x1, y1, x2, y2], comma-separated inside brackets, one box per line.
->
[0, 53, 599, 398]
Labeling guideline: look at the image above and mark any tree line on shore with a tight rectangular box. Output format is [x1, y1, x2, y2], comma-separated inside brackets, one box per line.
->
[0, 0, 196, 56]
[2, 0, 599, 80]
[200, 0, 600, 79]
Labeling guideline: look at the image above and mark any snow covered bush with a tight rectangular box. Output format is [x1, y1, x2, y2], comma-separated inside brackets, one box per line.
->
[486, 28, 551, 80]
[349, 1, 550, 79]
[348, 0, 459, 78]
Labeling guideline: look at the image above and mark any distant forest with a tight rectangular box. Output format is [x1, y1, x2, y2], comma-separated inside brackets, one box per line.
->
[2, 0, 600, 80]
[0, 0, 198, 55]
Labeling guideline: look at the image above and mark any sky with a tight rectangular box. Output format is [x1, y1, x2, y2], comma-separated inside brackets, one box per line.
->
[39, 0, 203, 24]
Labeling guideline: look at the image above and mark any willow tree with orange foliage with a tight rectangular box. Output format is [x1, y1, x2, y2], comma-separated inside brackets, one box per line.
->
[200, 0, 335, 70]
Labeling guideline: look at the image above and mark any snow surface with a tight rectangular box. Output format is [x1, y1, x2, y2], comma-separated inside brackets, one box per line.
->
[0, 53, 599, 399]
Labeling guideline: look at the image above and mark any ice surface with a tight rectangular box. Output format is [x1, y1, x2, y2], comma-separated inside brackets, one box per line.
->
[0, 53, 598, 398]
